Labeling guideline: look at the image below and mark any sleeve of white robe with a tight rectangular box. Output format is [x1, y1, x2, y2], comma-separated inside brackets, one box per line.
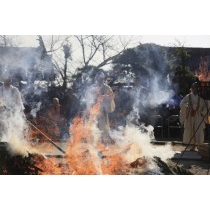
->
[179, 94, 190, 124]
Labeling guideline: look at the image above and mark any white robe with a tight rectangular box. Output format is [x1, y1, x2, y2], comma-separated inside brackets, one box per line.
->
[86, 83, 115, 145]
[180, 93, 207, 145]
[0, 85, 24, 112]
[96, 84, 115, 142]
[0, 85, 25, 141]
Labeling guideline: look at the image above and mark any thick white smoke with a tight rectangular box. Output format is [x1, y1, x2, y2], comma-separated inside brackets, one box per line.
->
[0, 109, 31, 156]
[110, 124, 175, 172]
[71, 69, 175, 174]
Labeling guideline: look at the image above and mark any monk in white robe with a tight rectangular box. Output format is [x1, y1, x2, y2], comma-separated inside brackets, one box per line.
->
[180, 82, 208, 151]
[0, 75, 24, 113]
[0, 75, 25, 140]
[93, 72, 115, 145]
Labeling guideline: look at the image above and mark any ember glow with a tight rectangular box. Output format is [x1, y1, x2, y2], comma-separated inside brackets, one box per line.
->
[195, 57, 210, 82]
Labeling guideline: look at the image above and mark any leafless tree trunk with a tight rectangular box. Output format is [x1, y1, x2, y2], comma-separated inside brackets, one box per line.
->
[36, 35, 137, 91]
[36, 35, 72, 91]
[74, 35, 134, 69]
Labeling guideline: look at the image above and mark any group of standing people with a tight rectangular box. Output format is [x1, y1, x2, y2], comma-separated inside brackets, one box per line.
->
[1, 70, 210, 152]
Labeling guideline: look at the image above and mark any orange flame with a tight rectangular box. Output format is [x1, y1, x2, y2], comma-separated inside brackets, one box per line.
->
[63, 95, 129, 175]
[195, 57, 210, 82]
[26, 92, 145, 175]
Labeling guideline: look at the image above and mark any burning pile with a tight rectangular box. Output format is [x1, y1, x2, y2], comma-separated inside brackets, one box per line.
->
[0, 142, 40, 175]
[0, 104, 175, 175]
[0, 98, 153, 175]
[64, 97, 138, 175]
[0, 72, 176, 175]
[0, 142, 66, 175]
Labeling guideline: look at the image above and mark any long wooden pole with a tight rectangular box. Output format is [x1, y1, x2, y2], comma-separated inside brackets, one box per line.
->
[27, 120, 65, 154]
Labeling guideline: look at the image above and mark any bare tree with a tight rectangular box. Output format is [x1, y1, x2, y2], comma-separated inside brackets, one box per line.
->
[36, 35, 72, 90]
[74, 35, 135, 69]
[0, 35, 21, 47]
[36, 35, 138, 91]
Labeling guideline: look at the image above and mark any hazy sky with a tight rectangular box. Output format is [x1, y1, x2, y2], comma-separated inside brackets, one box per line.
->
[140, 35, 210, 48]
[20, 35, 210, 48]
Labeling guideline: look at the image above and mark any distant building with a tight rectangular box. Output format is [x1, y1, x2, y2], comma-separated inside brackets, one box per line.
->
[184, 47, 210, 70]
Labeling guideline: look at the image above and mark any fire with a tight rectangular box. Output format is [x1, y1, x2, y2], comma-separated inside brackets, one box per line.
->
[2, 86, 148, 175]
[195, 57, 210, 82]
[20, 94, 133, 175]
[64, 96, 130, 175]
[33, 154, 63, 175]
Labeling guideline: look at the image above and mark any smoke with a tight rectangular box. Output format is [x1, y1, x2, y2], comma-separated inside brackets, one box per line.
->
[83, 84, 98, 111]
[0, 47, 53, 80]
[30, 101, 42, 118]
[0, 43, 177, 174]
[68, 120, 175, 174]
[0, 47, 53, 82]
[110, 124, 175, 172]
[123, 44, 177, 127]
[68, 68, 175, 174]
[0, 109, 31, 156]
[0, 46, 56, 159]
[0, 46, 55, 119]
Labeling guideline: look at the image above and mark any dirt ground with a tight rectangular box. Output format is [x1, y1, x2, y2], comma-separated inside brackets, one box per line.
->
[157, 141, 210, 175]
